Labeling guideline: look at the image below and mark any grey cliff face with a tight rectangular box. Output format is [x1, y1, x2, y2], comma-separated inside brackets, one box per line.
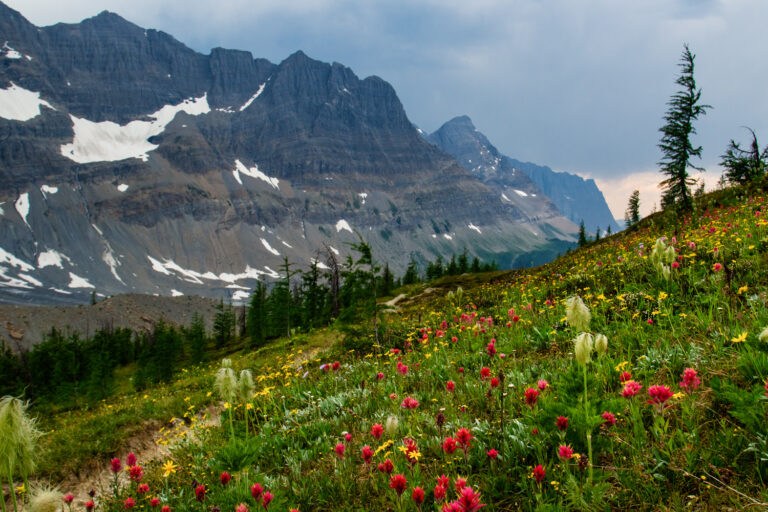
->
[0, 2, 576, 305]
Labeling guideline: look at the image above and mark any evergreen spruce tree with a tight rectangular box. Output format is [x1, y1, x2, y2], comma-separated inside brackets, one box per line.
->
[721, 128, 767, 186]
[246, 281, 268, 348]
[658, 45, 711, 210]
[402, 259, 420, 285]
[458, 249, 469, 274]
[625, 190, 640, 227]
[606, 225, 612, 236]
[213, 300, 236, 347]
[594, 226, 601, 241]
[470, 257, 481, 273]
[185, 313, 207, 363]
[578, 220, 588, 247]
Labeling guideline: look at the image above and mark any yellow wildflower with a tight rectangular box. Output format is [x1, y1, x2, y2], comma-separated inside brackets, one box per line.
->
[731, 332, 748, 343]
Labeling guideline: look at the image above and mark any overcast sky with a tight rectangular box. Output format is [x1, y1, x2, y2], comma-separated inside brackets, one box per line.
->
[7, 0, 768, 218]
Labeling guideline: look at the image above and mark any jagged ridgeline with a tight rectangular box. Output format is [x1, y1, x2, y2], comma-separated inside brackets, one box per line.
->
[0, 1, 587, 306]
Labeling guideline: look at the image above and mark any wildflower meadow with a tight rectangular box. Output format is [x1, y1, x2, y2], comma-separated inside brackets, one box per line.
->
[3, 186, 768, 511]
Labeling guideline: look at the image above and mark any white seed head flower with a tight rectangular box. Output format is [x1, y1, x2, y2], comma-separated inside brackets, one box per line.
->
[29, 486, 63, 512]
[574, 332, 593, 366]
[221, 358, 233, 369]
[0, 395, 42, 476]
[759, 327, 768, 343]
[238, 370, 255, 402]
[661, 265, 671, 280]
[594, 333, 608, 355]
[214, 366, 238, 403]
[385, 415, 399, 436]
[565, 295, 591, 333]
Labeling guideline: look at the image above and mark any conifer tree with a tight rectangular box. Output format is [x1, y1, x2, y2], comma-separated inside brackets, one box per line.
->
[578, 220, 588, 247]
[658, 45, 711, 210]
[458, 249, 469, 274]
[402, 259, 420, 285]
[625, 190, 640, 227]
[246, 281, 268, 348]
[185, 313, 207, 363]
[721, 128, 767, 185]
[301, 260, 326, 330]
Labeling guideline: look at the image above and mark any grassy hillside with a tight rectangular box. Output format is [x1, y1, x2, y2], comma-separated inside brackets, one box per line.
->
[7, 186, 768, 511]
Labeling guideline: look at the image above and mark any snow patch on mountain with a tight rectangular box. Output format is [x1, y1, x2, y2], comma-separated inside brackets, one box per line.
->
[0, 267, 31, 289]
[147, 255, 278, 284]
[117, 184, 129, 192]
[19, 273, 42, 287]
[261, 238, 281, 256]
[40, 185, 58, 197]
[0, 83, 55, 121]
[468, 223, 482, 234]
[60, 94, 210, 163]
[336, 219, 353, 233]
[239, 81, 267, 111]
[514, 189, 528, 197]
[233, 160, 280, 189]
[171, 289, 184, 297]
[38, 249, 71, 269]
[68, 272, 95, 289]
[2, 42, 21, 59]
[14, 193, 30, 228]
[0, 247, 34, 271]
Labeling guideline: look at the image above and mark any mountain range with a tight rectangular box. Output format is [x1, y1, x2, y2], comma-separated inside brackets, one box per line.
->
[0, 2, 615, 305]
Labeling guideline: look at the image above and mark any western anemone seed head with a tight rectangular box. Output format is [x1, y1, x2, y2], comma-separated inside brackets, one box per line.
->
[385, 415, 399, 436]
[221, 358, 232, 369]
[594, 333, 608, 356]
[0, 395, 42, 476]
[574, 332, 593, 366]
[214, 364, 238, 403]
[565, 296, 591, 333]
[29, 486, 63, 512]
[661, 265, 671, 280]
[759, 327, 768, 343]
[238, 370, 255, 402]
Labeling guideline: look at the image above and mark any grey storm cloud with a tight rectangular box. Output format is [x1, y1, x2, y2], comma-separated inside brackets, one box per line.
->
[6, 0, 768, 214]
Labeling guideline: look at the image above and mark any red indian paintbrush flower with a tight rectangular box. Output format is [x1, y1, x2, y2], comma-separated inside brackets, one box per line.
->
[235, 504, 249, 512]
[85, 501, 95, 511]
[480, 367, 491, 380]
[150, 498, 160, 508]
[679, 368, 701, 390]
[412, 487, 425, 507]
[533, 464, 546, 484]
[602, 411, 616, 426]
[389, 474, 407, 496]
[260, 492, 273, 510]
[334, 443, 345, 459]
[490, 377, 499, 388]
[486, 449, 498, 459]
[434, 484, 447, 502]
[621, 380, 642, 398]
[537, 379, 548, 391]
[446, 380, 455, 392]
[370, 423, 384, 439]
[442, 437, 457, 454]
[455, 428, 473, 449]
[161, 506, 170, 512]
[647, 385, 673, 406]
[378, 459, 394, 474]
[220, 472, 231, 486]
[457, 486, 486, 511]
[361, 445, 374, 465]
[126, 453, 137, 467]
[524, 388, 539, 408]
[400, 397, 420, 409]
[250, 483, 263, 499]
[486, 342, 496, 357]
[123, 498, 135, 510]
[619, 371, 632, 383]
[555, 416, 569, 431]
[137, 484, 149, 495]
[454, 477, 467, 493]
[129, 466, 143, 482]
[437, 475, 449, 488]
[194, 485, 205, 502]
[558, 445, 574, 460]
[110, 458, 122, 473]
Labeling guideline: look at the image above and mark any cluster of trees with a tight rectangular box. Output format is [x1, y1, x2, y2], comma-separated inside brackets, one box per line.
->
[0, 314, 215, 404]
[577, 221, 611, 247]
[656, 45, 767, 213]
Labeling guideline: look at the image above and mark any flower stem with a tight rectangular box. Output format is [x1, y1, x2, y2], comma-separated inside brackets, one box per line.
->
[583, 365, 593, 484]
[6, 465, 17, 512]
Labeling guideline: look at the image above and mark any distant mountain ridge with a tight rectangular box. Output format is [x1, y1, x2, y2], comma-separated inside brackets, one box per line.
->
[426, 116, 620, 235]
[0, 2, 576, 305]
